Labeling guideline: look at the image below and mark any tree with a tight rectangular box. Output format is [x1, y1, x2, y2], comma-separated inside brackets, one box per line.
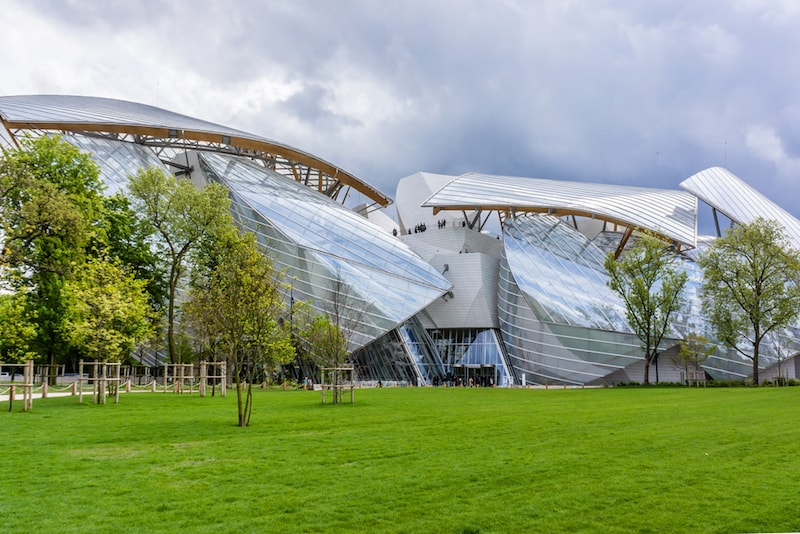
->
[674, 332, 714, 383]
[0, 292, 38, 363]
[127, 167, 233, 363]
[97, 193, 167, 313]
[297, 273, 361, 402]
[61, 257, 153, 363]
[185, 228, 294, 427]
[0, 135, 105, 367]
[766, 330, 794, 385]
[605, 233, 688, 385]
[698, 218, 800, 385]
[0, 135, 104, 273]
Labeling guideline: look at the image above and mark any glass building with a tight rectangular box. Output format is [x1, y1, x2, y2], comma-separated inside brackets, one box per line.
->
[417, 170, 800, 384]
[0, 95, 452, 385]
[3, 94, 799, 385]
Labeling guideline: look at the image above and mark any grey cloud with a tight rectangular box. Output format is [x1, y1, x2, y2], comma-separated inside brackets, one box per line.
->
[6, 0, 800, 215]
[281, 83, 360, 132]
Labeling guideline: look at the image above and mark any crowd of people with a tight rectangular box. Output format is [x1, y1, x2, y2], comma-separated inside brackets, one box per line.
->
[431, 374, 495, 387]
[390, 218, 473, 237]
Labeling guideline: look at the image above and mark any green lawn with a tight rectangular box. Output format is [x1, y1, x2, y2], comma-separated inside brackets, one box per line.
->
[2, 386, 799, 533]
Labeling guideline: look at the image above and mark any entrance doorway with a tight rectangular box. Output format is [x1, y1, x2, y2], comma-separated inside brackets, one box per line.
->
[454, 364, 497, 387]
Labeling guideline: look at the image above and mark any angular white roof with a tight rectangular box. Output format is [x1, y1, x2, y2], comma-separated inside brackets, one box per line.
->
[680, 166, 800, 249]
[423, 173, 698, 248]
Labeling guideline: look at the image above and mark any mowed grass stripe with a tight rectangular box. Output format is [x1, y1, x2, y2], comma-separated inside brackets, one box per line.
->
[2, 387, 798, 533]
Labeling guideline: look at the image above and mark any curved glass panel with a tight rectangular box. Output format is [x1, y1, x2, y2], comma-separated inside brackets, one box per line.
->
[64, 134, 168, 194]
[498, 214, 762, 384]
[503, 214, 629, 330]
[350, 328, 419, 386]
[498, 250, 644, 385]
[399, 317, 444, 385]
[199, 152, 452, 350]
[0, 94, 272, 146]
[0, 94, 391, 207]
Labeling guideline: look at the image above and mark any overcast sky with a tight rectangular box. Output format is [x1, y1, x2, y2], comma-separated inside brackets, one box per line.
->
[2, 0, 799, 219]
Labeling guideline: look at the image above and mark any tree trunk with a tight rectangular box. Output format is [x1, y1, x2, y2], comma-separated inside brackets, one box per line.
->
[49, 353, 57, 386]
[235, 376, 245, 426]
[243, 382, 253, 427]
[642, 352, 651, 385]
[167, 273, 178, 364]
[752, 342, 760, 385]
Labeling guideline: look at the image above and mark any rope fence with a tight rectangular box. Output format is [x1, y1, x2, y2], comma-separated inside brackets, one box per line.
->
[1, 359, 228, 410]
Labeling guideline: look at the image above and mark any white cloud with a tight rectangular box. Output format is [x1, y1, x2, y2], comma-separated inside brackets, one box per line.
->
[745, 124, 800, 174]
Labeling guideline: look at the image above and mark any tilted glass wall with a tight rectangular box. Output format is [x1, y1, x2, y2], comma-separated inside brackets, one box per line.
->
[499, 252, 643, 385]
[399, 317, 445, 385]
[198, 152, 452, 352]
[498, 214, 766, 384]
[500, 215, 666, 385]
[349, 328, 420, 386]
[502, 215, 631, 330]
[59, 135, 453, 371]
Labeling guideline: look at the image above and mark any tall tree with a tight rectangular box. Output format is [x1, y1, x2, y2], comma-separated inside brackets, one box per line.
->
[605, 233, 688, 385]
[0, 292, 38, 363]
[698, 218, 800, 385]
[186, 229, 294, 427]
[62, 257, 153, 363]
[0, 135, 105, 367]
[127, 167, 232, 363]
[97, 193, 167, 312]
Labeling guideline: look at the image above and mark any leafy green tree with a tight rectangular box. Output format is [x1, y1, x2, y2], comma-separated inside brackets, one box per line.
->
[127, 167, 233, 363]
[0, 135, 105, 367]
[301, 313, 348, 368]
[300, 313, 349, 402]
[698, 218, 800, 385]
[674, 332, 714, 382]
[97, 193, 167, 312]
[296, 274, 363, 402]
[605, 233, 688, 385]
[62, 257, 153, 363]
[186, 228, 294, 427]
[0, 292, 38, 362]
[0, 135, 104, 272]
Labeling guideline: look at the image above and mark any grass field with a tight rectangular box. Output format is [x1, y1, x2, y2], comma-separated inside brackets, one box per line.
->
[2, 386, 799, 533]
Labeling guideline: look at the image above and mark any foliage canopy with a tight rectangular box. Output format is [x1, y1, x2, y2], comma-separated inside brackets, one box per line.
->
[186, 228, 294, 426]
[605, 232, 688, 384]
[698, 217, 800, 384]
[127, 167, 233, 363]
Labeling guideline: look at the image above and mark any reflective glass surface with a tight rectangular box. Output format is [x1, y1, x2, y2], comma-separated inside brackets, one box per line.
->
[430, 328, 514, 386]
[349, 328, 420, 386]
[399, 317, 445, 384]
[498, 247, 644, 385]
[0, 94, 390, 207]
[503, 215, 629, 330]
[497, 214, 771, 383]
[199, 152, 452, 350]
[64, 134, 168, 194]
